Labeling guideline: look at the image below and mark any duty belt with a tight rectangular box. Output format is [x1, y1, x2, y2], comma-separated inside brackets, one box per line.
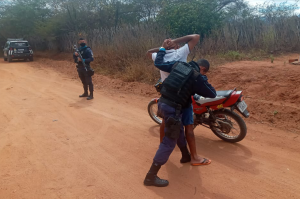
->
[159, 96, 182, 117]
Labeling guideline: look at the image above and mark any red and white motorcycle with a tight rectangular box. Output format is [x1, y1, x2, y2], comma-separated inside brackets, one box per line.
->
[148, 88, 250, 143]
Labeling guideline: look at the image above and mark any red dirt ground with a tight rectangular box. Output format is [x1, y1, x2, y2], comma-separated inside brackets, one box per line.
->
[0, 54, 299, 198]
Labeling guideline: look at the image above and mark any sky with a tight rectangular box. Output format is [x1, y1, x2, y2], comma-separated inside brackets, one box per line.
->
[247, 0, 299, 6]
[247, 0, 300, 13]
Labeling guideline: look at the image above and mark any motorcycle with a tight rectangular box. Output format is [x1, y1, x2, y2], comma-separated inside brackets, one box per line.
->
[148, 81, 250, 143]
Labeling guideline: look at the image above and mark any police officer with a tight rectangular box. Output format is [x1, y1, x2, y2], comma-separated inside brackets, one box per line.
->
[147, 35, 208, 166]
[73, 38, 94, 100]
[144, 39, 217, 187]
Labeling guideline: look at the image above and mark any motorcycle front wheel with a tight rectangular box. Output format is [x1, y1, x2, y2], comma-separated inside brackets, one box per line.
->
[210, 109, 247, 143]
[147, 99, 162, 125]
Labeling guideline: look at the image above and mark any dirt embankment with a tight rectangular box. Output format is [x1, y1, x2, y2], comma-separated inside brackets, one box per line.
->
[208, 56, 300, 133]
[32, 54, 300, 133]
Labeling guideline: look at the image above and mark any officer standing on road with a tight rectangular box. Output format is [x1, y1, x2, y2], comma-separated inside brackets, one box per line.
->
[73, 38, 94, 100]
[144, 39, 217, 187]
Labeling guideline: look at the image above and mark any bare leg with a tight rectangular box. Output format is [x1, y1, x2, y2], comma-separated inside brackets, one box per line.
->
[160, 119, 165, 143]
[185, 125, 211, 165]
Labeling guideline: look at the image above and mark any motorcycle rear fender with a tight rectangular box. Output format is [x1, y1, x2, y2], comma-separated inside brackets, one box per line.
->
[192, 98, 226, 114]
[210, 91, 242, 110]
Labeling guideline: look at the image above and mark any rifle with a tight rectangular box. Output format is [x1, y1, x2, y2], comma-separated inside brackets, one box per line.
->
[73, 44, 88, 72]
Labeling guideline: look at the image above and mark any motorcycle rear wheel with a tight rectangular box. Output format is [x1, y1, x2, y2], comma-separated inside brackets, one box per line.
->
[148, 100, 162, 125]
[210, 109, 247, 143]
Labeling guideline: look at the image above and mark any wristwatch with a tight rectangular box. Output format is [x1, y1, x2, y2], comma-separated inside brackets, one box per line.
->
[159, 47, 166, 51]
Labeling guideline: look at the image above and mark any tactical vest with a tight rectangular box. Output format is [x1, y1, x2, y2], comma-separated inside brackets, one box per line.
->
[160, 62, 200, 108]
[79, 47, 91, 60]
[77, 46, 91, 68]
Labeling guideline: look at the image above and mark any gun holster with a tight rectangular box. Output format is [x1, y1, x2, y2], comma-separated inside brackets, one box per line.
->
[165, 105, 182, 139]
[86, 67, 94, 76]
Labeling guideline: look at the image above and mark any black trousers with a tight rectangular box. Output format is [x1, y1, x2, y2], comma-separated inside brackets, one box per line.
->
[78, 69, 94, 94]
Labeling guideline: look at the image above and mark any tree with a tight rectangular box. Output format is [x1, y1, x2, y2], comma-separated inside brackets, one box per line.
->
[157, 0, 226, 37]
[0, 0, 52, 38]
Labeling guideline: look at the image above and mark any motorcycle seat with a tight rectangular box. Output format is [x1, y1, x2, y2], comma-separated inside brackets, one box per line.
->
[194, 94, 226, 104]
[216, 90, 233, 97]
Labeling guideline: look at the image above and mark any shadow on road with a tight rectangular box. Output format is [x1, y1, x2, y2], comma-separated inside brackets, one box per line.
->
[195, 136, 259, 175]
[148, 124, 259, 175]
[148, 125, 160, 139]
[69, 98, 94, 109]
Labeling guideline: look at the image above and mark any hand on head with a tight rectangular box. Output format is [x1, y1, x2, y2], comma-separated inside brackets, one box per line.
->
[162, 39, 178, 50]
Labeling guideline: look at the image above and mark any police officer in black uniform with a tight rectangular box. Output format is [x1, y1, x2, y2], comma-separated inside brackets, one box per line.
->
[144, 39, 217, 187]
[73, 38, 94, 100]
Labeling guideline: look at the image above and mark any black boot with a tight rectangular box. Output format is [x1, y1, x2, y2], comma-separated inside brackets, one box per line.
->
[87, 92, 93, 100]
[79, 85, 88, 97]
[79, 92, 88, 97]
[180, 146, 191, 163]
[144, 163, 169, 187]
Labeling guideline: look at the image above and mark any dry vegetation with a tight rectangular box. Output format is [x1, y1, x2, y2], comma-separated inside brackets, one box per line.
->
[47, 16, 300, 84]
[2, 1, 300, 83]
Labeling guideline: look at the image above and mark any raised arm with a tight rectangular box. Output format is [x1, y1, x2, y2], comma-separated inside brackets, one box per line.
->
[146, 47, 160, 60]
[171, 34, 200, 52]
[146, 39, 179, 59]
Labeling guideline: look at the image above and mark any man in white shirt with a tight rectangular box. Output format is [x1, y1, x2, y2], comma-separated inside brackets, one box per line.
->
[147, 34, 209, 166]
[152, 43, 190, 81]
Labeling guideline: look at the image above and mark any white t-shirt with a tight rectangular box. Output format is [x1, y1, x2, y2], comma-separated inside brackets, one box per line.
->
[152, 44, 190, 81]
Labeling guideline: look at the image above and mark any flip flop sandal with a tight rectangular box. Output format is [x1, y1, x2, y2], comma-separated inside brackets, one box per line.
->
[191, 158, 211, 166]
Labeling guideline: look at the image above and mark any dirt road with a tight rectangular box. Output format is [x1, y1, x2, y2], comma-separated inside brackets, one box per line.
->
[0, 59, 300, 199]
